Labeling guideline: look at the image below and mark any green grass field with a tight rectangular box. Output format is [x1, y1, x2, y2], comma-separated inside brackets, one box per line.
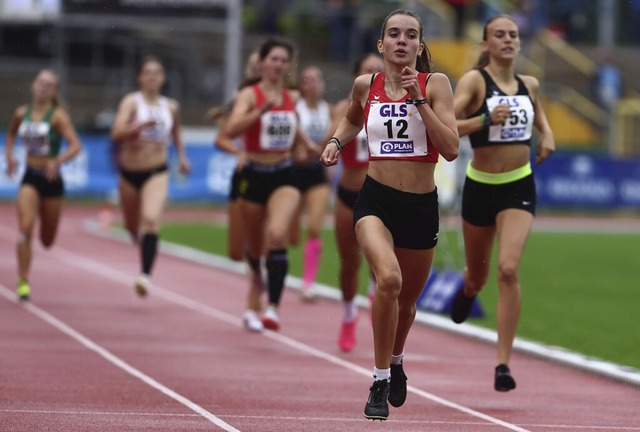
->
[160, 222, 640, 370]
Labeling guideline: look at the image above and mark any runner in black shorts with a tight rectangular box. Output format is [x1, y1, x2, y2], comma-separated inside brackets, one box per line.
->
[329, 53, 384, 353]
[222, 37, 318, 332]
[4, 69, 82, 301]
[321, 9, 459, 421]
[111, 55, 191, 297]
[450, 14, 555, 392]
[290, 66, 333, 301]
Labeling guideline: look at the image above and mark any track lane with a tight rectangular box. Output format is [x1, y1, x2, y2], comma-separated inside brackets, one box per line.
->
[0, 205, 638, 432]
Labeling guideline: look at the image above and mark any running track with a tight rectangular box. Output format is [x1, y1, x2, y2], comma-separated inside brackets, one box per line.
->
[0, 204, 638, 432]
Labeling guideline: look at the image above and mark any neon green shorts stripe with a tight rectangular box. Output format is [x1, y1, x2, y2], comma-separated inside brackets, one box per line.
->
[466, 162, 532, 185]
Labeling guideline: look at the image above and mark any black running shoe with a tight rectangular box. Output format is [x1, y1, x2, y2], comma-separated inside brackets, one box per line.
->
[450, 288, 475, 324]
[364, 380, 390, 421]
[389, 363, 408, 407]
[494, 364, 517, 392]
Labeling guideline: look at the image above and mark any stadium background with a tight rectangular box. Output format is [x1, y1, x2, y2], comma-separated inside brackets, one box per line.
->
[1, 0, 639, 210]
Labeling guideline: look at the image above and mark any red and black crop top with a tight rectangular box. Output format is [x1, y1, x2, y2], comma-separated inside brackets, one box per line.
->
[243, 85, 297, 153]
[363, 72, 439, 163]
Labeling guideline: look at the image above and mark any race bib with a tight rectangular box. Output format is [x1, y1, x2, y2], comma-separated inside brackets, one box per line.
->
[355, 129, 369, 162]
[367, 102, 428, 158]
[486, 95, 534, 142]
[19, 121, 51, 155]
[139, 108, 169, 142]
[259, 111, 297, 151]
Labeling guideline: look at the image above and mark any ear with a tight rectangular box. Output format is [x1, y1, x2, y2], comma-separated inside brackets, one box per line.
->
[377, 39, 383, 54]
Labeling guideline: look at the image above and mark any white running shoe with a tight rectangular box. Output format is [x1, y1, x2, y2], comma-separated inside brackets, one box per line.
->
[243, 310, 264, 332]
[261, 306, 280, 331]
[134, 274, 150, 297]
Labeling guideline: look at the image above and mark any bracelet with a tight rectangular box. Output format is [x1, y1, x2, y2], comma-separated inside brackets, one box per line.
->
[405, 98, 427, 105]
[329, 137, 343, 150]
[480, 113, 491, 128]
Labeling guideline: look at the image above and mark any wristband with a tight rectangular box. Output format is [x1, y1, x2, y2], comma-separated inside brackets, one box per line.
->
[329, 137, 343, 150]
[405, 98, 427, 105]
[481, 113, 491, 128]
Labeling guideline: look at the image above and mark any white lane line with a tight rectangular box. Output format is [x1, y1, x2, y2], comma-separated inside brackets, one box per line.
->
[83, 220, 640, 388]
[3, 409, 640, 431]
[0, 409, 199, 417]
[15, 239, 531, 432]
[0, 285, 240, 432]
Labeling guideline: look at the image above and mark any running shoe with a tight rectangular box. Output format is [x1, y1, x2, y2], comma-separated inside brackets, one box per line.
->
[16, 279, 31, 302]
[363, 380, 390, 421]
[494, 363, 517, 392]
[450, 287, 475, 324]
[242, 310, 264, 332]
[261, 306, 280, 331]
[338, 318, 357, 352]
[300, 284, 317, 302]
[388, 363, 408, 407]
[134, 274, 150, 297]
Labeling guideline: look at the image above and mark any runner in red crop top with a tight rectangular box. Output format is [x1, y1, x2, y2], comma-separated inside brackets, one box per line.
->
[243, 84, 297, 153]
[320, 9, 459, 421]
[363, 72, 439, 163]
[221, 37, 318, 334]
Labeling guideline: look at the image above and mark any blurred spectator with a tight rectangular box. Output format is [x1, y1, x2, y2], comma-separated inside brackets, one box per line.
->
[592, 52, 623, 113]
[257, 0, 288, 34]
[444, 0, 478, 39]
[548, 0, 594, 43]
[631, 0, 640, 43]
[326, 0, 360, 62]
[511, 0, 533, 41]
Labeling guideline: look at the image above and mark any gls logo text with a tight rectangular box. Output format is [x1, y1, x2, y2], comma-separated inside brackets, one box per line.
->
[379, 104, 408, 117]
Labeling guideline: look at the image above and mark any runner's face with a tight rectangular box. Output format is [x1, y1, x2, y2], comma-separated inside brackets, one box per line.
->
[300, 68, 325, 99]
[358, 56, 384, 75]
[138, 61, 165, 92]
[32, 71, 58, 103]
[379, 14, 423, 67]
[261, 47, 290, 82]
[485, 17, 520, 62]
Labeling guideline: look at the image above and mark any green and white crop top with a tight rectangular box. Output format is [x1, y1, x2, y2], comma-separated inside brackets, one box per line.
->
[18, 104, 62, 156]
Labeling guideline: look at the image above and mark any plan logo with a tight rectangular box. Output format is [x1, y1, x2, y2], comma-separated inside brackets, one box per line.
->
[380, 141, 414, 154]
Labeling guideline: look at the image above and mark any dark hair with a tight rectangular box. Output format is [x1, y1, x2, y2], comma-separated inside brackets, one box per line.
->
[258, 36, 295, 61]
[380, 9, 432, 73]
[137, 55, 164, 76]
[474, 14, 518, 69]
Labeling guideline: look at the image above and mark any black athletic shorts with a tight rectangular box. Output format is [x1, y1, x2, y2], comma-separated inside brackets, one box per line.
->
[119, 164, 168, 190]
[353, 175, 439, 250]
[292, 161, 328, 194]
[462, 173, 536, 227]
[21, 166, 64, 198]
[239, 159, 297, 205]
[228, 169, 243, 201]
[337, 184, 359, 210]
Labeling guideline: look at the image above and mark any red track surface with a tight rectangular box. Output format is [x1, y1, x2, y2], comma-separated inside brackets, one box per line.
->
[1, 203, 638, 432]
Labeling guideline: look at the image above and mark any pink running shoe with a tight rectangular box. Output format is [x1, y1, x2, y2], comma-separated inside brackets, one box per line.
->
[338, 318, 357, 352]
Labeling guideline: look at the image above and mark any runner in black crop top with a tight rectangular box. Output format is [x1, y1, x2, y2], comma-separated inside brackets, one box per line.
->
[468, 69, 535, 149]
[450, 15, 555, 394]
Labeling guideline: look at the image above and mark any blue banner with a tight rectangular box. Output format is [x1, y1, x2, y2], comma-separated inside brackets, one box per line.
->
[0, 134, 238, 203]
[534, 153, 640, 209]
[3, 134, 640, 210]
